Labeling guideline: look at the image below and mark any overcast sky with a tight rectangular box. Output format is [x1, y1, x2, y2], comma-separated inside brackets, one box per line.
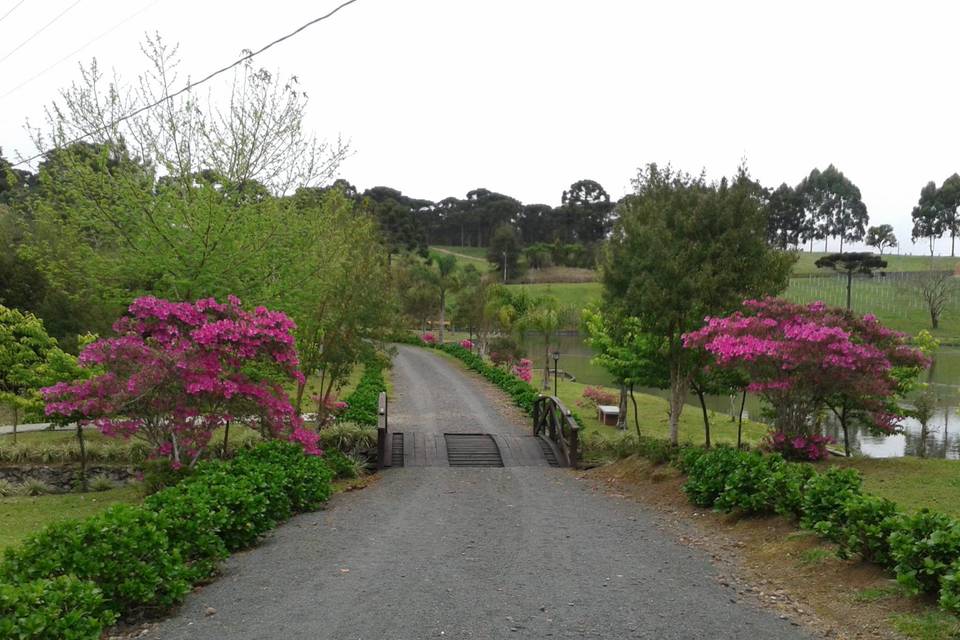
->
[1, 0, 958, 254]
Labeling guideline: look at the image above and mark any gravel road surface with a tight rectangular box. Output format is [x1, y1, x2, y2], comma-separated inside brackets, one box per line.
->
[149, 345, 811, 639]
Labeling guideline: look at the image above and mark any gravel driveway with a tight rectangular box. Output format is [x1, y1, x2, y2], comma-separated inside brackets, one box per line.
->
[148, 345, 812, 639]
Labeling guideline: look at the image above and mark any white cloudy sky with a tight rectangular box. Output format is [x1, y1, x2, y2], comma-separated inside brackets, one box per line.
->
[1, 0, 958, 254]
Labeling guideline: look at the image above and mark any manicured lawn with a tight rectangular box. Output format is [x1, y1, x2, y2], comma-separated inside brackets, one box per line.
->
[0, 485, 142, 551]
[833, 457, 960, 518]
[540, 373, 769, 446]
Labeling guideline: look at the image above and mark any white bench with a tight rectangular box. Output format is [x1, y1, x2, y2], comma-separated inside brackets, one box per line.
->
[597, 404, 621, 427]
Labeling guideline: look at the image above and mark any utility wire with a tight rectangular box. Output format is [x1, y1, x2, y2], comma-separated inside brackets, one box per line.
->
[0, 0, 159, 100]
[13, 0, 360, 168]
[0, 0, 82, 65]
[0, 0, 27, 25]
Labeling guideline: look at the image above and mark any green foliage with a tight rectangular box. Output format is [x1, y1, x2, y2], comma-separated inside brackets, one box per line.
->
[318, 422, 377, 458]
[231, 441, 333, 512]
[487, 224, 523, 280]
[0, 504, 191, 616]
[889, 509, 960, 596]
[0, 305, 84, 428]
[580, 431, 681, 465]
[833, 494, 901, 566]
[940, 561, 960, 615]
[680, 446, 744, 508]
[801, 467, 863, 539]
[322, 448, 359, 479]
[340, 358, 388, 426]
[87, 475, 115, 492]
[0, 576, 117, 640]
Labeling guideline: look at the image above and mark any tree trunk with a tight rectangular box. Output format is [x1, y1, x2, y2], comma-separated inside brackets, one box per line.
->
[629, 386, 641, 440]
[737, 389, 747, 450]
[668, 363, 687, 446]
[439, 290, 446, 344]
[846, 270, 853, 310]
[616, 383, 627, 430]
[840, 234, 844, 254]
[824, 237, 828, 252]
[11, 407, 17, 445]
[222, 421, 231, 458]
[953, 231, 956, 258]
[695, 386, 711, 448]
[841, 404, 851, 457]
[76, 424, 88, 491]
[932, 308, 940, 329]
[295, 379, 307, 414]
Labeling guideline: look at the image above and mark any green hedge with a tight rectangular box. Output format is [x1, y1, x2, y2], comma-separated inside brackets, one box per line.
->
[341, 358, 387, 426]
[0, 441, 335, 638]
[0, 576, 116, 640]
[678, 446, 960, 617]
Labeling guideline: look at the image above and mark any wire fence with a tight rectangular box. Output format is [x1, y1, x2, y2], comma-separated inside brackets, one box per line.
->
[785, 271, 960, 327]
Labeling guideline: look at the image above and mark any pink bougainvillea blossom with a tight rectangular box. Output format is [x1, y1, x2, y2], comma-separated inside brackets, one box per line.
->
[460, 339, 474, 350]
[421, 332, 436, 344]
[43, 296, 319, 466]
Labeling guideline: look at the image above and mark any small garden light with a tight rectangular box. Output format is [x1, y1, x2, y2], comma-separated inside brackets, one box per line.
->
[551, 349, 560, 397]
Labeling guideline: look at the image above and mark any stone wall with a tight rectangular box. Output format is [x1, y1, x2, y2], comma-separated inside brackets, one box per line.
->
[0, 465, 136, 493]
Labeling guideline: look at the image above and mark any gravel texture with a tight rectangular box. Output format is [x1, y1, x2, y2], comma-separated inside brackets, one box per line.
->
[148, 345, 813, 639]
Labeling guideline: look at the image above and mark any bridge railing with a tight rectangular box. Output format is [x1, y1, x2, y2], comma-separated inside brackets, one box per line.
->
[377, 391, 391, 469]
[532, 395, 580, 468]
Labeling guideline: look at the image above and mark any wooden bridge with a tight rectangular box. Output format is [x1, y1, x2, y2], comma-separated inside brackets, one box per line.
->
[375, 392, 579, 469]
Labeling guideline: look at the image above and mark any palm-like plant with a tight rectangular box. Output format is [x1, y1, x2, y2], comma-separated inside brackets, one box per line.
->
[516, 298, 570, 392]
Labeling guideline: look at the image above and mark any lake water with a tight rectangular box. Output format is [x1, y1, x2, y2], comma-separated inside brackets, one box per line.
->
[519, 333, 960, 459]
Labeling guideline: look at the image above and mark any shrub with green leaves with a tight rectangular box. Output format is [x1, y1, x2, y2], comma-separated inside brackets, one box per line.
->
[681, 446, 744, 508]
[800, 467, 863, 539]
[0, 576, 117, 640]
[940, 561, 960, 615]
[143, 482, 231, 583]
[889, 509, 960, 596]
[714, 452, 784, 514]
[319, 422, 377, 457]
[176, 465, 273, 551]
[833, 494, 900, 566]
[0, 504, 190, 616]
[766, 459, 816, 518]
[341, 359, 387, 426]
[232, 440, 333, 511]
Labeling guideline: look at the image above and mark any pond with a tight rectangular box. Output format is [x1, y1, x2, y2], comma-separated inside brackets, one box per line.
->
[518, 333, 960, 459]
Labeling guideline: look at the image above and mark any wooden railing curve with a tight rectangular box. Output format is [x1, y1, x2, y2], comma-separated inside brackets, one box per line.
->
[532, 395, 580, 468]
[377, 391, 391, 469]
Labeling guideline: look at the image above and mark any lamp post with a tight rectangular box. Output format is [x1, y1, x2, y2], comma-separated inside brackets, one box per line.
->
[551, 349, 560, 397]
[502, 251, 508, 283]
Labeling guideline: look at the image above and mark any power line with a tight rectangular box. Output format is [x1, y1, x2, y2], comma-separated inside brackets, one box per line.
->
[0, 0, 27, 25]
[13, 0, 361, 168]
[0, 0, 159, 101]
[0, 0, 82, 65]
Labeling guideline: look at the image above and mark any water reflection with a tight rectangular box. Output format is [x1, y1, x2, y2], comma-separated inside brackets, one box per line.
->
[519, 333, 960, 459]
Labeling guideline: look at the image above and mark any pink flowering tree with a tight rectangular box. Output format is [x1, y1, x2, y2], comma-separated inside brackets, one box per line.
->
[683, 298, 929, 459]
[43, 296, 321, 467]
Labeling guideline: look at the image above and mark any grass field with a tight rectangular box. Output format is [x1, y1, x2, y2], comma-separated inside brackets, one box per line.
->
[506, 276, 960, 341]
[548, 374, 769, 446]
[791, 252, 960, 276]
[0, 485, 141, 551]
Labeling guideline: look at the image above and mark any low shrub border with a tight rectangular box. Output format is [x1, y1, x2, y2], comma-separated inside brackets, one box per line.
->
[0, 441, 340, 639]
[340, 357, 388, 426]
[675, 446, 960, 618]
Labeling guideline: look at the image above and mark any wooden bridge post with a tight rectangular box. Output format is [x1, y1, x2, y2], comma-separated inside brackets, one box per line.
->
[377, 392, 390, 469]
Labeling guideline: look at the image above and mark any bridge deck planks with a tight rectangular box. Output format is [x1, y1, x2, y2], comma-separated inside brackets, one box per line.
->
[396, 432, 548, 468]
